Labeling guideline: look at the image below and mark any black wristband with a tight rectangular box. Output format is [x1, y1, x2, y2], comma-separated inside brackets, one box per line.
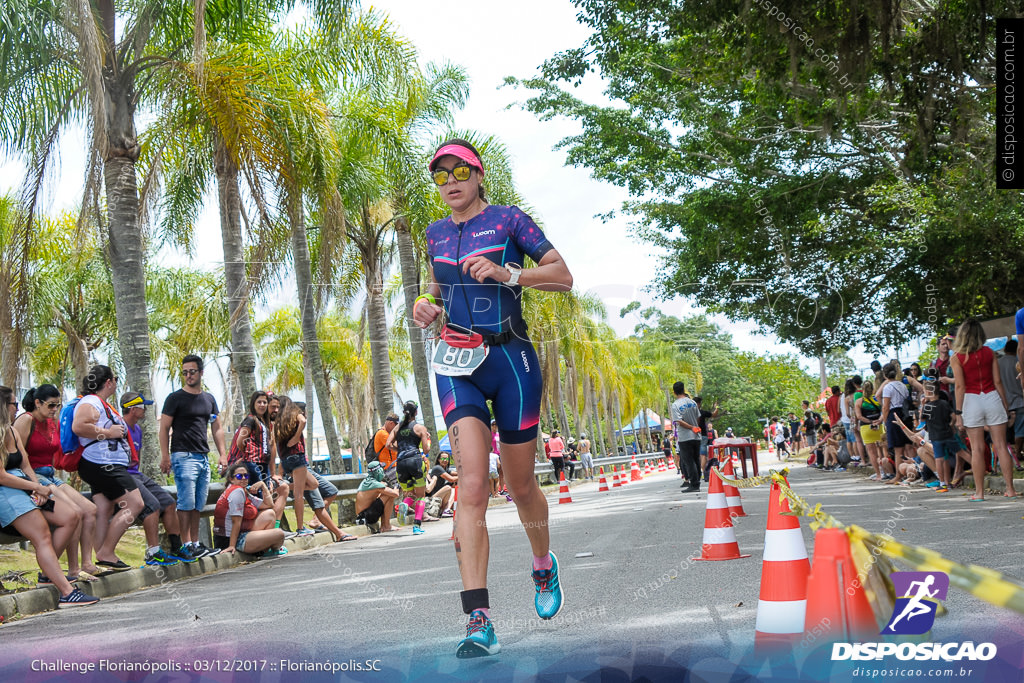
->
[460, 588, 490, 615]
[953, 410, 963, 415]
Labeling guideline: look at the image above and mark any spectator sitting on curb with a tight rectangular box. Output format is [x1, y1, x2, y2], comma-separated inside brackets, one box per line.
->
[426, 452, 457, 517]
[355, 461, 399, 533]
[120, 391, 188, 566]
[213, 463, 286, 556]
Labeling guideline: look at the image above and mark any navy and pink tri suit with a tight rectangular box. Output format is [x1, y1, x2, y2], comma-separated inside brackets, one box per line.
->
[426, 205, 553, 444]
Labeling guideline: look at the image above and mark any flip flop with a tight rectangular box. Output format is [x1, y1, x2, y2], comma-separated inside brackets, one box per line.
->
[96, 559, 132, 571]
[335, 534, 358, 542]
[968, 497, 986, 502]
[73, 570, 100, 583]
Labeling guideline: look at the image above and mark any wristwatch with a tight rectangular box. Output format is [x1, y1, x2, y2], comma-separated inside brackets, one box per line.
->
[504, 262, 522, 287]
[953, 409, 963, 415]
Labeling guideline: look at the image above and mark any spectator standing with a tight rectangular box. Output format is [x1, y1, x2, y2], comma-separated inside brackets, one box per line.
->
[825, 386, 842, 428]
[787, 412, 802, 452]
[159, 355, 226, 559]
[488, 451, 501, 497]
[997, 339, 1024, 464]
[373, 414, 400, 488]
[578, 433, 594, 480]
[878, 363, 912, 484]
[801, 401, 819, 447]
[490, 421, 506, 494]
[772, 417, 789, 459]
[547, 430, 565, 482]
[386, 400, 433, 535]
[13, 385, 100, 579]
[274, 397, 317, 536]
[72, 365, 145, 570]
[231, 391, 277, 485]
[120, 392, 187, 565]
[856, 380, 890, 480]
[695, 397, 719, 482]
[950, 318, 1014, 501]
[671, 382, 702, 492]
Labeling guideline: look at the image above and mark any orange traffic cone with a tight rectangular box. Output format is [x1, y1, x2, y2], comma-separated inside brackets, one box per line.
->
[658, 458, 667, 473]
[720, 458, 747, 518]
[612, 465, 622, 488]
[597, 467, 609, 492]
[448, 485, 458, 541]
[695, 467, 750, 561]
[558, 471, 573, 504]
[630, 454, 643, 482]
[755, 479, 810, 650]
[804, 528, 877, 641]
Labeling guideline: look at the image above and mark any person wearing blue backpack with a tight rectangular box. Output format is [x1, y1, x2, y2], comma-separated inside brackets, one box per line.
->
[71, 365, 145, 571]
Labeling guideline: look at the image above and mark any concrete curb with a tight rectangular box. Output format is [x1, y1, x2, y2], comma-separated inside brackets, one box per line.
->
[0, 524, 366, 622]
[0, 473, 616, 622]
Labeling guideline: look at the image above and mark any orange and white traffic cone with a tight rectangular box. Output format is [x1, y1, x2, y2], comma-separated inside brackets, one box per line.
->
[804, 527, 877, 641]
[755, 478, 810, 650]
[630, 454, 643, 482]
[658, 458, 667, 473]
[720, 458, 747, 518]
[597, 467, 609, 492]
[612, 465, 622, 488]
[448, 485, 458, 541]
[695, 467, 750, 561]
[558, 471, 573, 504]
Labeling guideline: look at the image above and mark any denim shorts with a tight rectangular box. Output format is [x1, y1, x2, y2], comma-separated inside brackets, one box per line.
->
[34, 466, 65, 487]
[300, 471, 338, 511]
[843, 423, 857, 444]
[281, 453, 308, 475]
[171, 452, 211, 512]
[1013, 410, 1024, 439]
[0, 472, 38, 528]
[931, 438, 960, 464]
[245, 461, 272, 486]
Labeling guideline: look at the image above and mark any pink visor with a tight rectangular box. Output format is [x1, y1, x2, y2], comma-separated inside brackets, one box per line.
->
[430, 144, 484, 176]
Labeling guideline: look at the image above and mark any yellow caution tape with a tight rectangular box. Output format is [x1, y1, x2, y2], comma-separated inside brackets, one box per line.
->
[710, 466, 785, 489]
[848, 525, 1024, 616]
[768, 473, 1024, 616]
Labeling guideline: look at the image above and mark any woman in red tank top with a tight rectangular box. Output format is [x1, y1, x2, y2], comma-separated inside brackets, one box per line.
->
[13, 385, 101, 579]
[950, 319, 1014, 501]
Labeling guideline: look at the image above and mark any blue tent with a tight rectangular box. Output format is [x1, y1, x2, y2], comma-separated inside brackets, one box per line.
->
[439, 433, 451, 453]
[616, 409, 670, 436]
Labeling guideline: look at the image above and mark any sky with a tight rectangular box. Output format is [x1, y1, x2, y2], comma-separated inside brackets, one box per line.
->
[1, 1, 931, 440]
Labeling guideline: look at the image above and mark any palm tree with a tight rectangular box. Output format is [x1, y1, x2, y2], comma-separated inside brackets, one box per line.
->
[0, 195, 30, 387]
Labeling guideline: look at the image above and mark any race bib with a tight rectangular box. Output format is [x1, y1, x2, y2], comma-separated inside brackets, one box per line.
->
[432, 339, 489, 376]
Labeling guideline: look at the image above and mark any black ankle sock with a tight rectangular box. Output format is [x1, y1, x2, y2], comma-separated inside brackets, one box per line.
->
[169, 534, 182, 552]
[460, 588, 489, 615]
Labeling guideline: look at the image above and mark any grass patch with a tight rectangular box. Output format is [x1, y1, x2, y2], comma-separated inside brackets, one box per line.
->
[1, 528, 149, 593]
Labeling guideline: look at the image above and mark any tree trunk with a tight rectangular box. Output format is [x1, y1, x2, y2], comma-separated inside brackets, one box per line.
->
[361, 242, 395, 424]
[819, 355, 828, 392]
[102, 72, 159, 479]
[565, 357, 582, 437]
[214, 137, 258, 414]
[602, 386, 616, 456]
[612, 390, 627, 454]
[549, 341, 571, 438]
[395, 218, 438, 455]
[289, 201, 342, 463]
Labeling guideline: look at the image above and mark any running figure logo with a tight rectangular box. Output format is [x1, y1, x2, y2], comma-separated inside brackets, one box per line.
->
[881, 571, 949, 635]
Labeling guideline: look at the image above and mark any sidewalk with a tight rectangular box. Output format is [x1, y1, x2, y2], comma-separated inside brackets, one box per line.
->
[0, 475, 597, 622]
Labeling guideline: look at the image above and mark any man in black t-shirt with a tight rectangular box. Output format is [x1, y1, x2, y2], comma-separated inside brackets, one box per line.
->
[159, 355, 227, 560]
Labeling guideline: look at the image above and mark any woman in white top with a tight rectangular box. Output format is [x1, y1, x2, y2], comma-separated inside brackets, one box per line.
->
[72, 365, 145, 571]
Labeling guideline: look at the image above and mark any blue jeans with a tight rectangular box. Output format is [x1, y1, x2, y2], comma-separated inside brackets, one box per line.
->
[34, 466, 65, 487]
[171, 452, 211, 511]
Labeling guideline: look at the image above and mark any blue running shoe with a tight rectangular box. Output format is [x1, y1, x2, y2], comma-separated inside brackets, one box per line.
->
[532, 551, 563, 620]
[412, 526, 425, 535]
[145, 549, 180, 566]
[456, 610, 500, 658]
[168, 547, 198, 563]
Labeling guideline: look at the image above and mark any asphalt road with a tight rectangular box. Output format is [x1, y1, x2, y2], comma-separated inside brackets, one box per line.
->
[4, 463, 1024, 682]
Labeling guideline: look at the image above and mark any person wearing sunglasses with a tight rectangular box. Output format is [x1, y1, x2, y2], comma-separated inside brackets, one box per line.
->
[212, 463, 286, 556]
[159, 354, 226, 560]
[414, 138, 573, 658]
[13, 384, 101, 580]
